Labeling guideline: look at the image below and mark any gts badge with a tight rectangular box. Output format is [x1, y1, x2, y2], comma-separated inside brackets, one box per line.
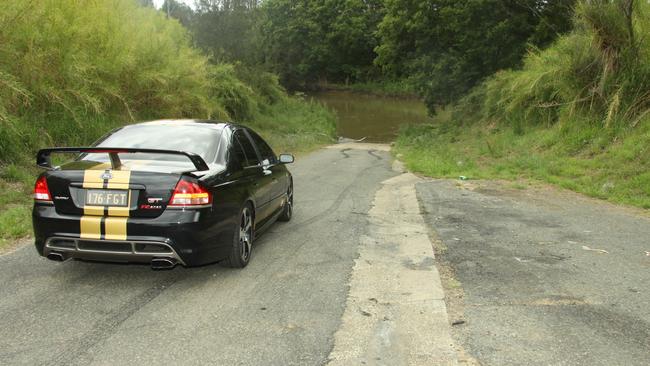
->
[142, 197, 164, 210]
[54, 196, 70, 200]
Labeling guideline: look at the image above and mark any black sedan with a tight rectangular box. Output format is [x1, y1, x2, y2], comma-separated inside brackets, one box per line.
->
[32, 120, 294, 269]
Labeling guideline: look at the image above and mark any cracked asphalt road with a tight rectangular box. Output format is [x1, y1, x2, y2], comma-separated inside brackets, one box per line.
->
[4, 144, 647, 366]
[0, 146, 397, 366]
[417, 180, 650, 366]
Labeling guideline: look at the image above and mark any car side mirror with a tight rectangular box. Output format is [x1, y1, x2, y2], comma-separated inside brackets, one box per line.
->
[279, 154, 294, 164]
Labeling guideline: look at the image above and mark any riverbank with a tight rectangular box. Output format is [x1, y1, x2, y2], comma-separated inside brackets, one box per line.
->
[311, 80, 418, 99]
[395, 116, 650, 209]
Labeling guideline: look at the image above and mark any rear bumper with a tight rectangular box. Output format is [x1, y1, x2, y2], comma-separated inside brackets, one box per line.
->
[43, 237, 186, 265]
[33, 203, 238, 266]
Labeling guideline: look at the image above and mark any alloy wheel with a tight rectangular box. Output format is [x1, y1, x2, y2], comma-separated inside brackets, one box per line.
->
[239, 207, 253, 262]
[286, 185, 293, 218]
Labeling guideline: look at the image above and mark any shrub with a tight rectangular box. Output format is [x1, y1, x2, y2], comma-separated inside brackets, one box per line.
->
[449, 0, 650, 131]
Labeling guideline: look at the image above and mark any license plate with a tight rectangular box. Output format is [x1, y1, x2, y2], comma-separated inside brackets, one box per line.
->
[85, 189, 129, 207]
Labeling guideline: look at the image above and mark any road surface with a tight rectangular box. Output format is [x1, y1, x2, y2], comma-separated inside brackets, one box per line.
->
[2, 144, 648, 366]
[417, 180, 650, 366]
[0, 144, 455, 366]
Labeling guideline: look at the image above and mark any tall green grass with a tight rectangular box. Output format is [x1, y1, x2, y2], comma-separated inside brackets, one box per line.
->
[0, 0, 219, 163]
[397, 1, 650, 209]
[453, 0, 650, 130]
[250, 97, 337, 154]
[0, 0, 336, 248]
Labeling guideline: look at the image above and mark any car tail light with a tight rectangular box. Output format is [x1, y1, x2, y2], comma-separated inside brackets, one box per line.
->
[34, 175, 52, 201]
[169, 178, 212, 206]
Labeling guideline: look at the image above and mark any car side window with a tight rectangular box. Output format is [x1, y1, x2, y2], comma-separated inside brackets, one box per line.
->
[234, 130, 260, 166]
[230, 136, 248, 168]
[247, 130, 277, 164]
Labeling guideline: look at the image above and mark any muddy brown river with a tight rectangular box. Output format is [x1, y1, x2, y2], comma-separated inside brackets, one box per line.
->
[310, 90, 432, 142]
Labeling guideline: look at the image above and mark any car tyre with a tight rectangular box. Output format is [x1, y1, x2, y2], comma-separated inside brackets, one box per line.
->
[278, 182, 293, 222]
[224, 203, 254, 268]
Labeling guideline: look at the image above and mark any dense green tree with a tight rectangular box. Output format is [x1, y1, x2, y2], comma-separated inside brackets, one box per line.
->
[161, 0, 195, 28]
[260, 0, 384, 88]
[527, 0, 578, 47]
[326, 0, 385, 81]
[259, 0, 329, 87]
[376, 0, 576, 111]
[156, 0, 576, 105]
[191, 0, 263, 63]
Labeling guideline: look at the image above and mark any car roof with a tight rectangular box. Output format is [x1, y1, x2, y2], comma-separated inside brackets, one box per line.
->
[130, 119, 230, 131]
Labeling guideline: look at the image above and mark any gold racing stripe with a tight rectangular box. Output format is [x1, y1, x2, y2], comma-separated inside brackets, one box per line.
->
[80, 170, 106, 238]
[82, 169, 105, 189]
[80, 216, 102, 240]
[82, 167, 108, 215]
[104, 217, 128, 241]
[105, 170, 131, 240]
[84, 206, 104, 216]
[81, 168, 132, 240]
[107, 191, 131, 217]
[106, 170, 131, 190]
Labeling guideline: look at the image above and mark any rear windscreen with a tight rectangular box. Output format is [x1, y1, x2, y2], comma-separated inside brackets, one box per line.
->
[83, 124, 222, 163]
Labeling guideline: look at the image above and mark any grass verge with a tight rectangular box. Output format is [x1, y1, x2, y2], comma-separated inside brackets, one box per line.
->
[395, 115, 650, 209]
[0, 165, 36, 250]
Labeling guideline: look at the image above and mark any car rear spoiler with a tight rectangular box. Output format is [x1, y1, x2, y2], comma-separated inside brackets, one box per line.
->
[36, 147, 210, 172]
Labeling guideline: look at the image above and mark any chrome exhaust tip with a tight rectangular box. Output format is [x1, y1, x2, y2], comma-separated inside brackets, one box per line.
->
[151, 258, 177, 270]
[46, 252, 66, 262]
